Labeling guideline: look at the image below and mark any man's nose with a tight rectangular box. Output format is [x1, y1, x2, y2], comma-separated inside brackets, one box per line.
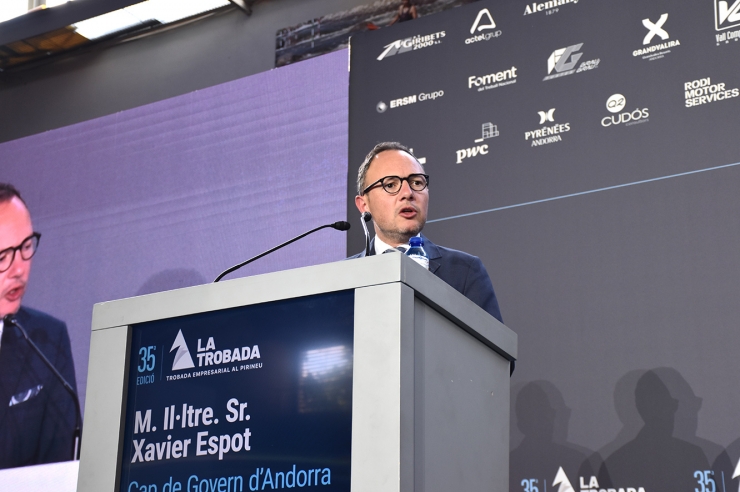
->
[398, 179, 415, 197]
[8, 254, 29, 277]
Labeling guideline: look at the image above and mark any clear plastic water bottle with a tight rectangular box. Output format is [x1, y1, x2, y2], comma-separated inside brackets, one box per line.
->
[405, 236, 429, 270]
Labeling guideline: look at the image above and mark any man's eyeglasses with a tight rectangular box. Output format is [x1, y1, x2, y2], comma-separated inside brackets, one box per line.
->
[362, 174, 429, 196]
[0, 233, 41, 273]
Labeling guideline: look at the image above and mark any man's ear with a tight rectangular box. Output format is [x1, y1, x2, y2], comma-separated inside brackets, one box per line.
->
[355, 194, 369, 215]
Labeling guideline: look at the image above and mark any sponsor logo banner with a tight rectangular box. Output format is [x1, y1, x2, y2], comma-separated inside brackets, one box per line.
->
[455, 122, 499, 164]
[376, 90, 445, 113]
[468, 66, 518, 91]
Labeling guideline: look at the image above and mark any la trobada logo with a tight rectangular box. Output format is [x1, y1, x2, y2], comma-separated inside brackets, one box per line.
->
[170, 329, 195, 370]
[553, 467, 575, 492]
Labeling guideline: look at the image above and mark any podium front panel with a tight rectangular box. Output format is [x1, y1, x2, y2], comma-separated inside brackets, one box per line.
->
[118, 291, 354, 492]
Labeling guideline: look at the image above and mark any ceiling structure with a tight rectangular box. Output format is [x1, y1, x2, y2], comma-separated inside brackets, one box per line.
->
[0, 0, 253, 71]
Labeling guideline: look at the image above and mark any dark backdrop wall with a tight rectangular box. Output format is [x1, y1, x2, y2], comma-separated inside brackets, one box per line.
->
[0, 0, 368, 144]
[348, 1, 740, 490]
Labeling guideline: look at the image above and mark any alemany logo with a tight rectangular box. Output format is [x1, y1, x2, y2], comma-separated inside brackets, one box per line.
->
[523, 0, 579, 16]
[633, 13, 681, 60]
[455, 122, 499, 164]
[377, 31, 445, 60]
[715, 0, 740, 30]
[525, 109, 570, 146]
[601, 94, 649, 127]
[465, 8, 502, 44]
[543, 44, 599, 81]
[170, 329, 195, 370]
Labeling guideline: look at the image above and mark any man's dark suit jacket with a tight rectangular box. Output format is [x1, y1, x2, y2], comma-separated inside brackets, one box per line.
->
[0, 306, 77, 469]
[350, 235, 503, 323]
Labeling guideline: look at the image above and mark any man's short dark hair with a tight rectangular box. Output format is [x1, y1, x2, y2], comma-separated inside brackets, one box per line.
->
[357, 142, 420, 195]
[0, 183, 25, 206]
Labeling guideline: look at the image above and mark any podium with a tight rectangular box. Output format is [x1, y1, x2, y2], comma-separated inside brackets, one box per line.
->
[77, 253, 516, 492]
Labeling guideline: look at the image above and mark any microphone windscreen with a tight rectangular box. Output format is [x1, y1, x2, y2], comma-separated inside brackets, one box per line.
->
[332, 221, 351, 231]
[362, 212, 372, 222]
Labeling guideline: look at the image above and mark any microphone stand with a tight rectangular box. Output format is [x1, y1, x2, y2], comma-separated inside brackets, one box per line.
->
[214, 221, 350, 282]
[361, 212, 372, 257]
[3, 315, 83, 461]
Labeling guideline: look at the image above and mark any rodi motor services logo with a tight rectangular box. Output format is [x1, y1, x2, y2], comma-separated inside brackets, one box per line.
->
[465, 8, 502, 44]
[524, 108, 570, 146]
[543, 44, 599, 81]
[684, 76, 739, 107]
[632, 13, 681, 61]
[601, 94, 649, 127]
[167, 329, 262, 381]
[377, 31, 445, 61]
[455, 122, 499, 164]
[714, 0, 740, 44]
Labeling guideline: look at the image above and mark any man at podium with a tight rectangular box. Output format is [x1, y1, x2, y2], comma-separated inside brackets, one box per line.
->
[0, 183, 78, 469]
[352, 142, 503, 323]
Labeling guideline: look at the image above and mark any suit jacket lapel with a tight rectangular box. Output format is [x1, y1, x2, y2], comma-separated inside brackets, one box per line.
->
[421, 234, 442, 274]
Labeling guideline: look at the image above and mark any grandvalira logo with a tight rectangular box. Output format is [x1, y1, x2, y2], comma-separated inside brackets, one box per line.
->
[633, 13, 681, 61]
[543, 44, 599, 81]
[465, 8, 502, 44]
[525, 109, 570, 146]
[377, 31, 445, 60]
[601, 94, 649, 127]
[715, 0, 740, 30]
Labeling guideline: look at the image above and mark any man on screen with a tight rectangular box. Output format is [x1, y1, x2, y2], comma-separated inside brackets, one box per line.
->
[351, 142, 503, 323]
[0, 183, 77, 469]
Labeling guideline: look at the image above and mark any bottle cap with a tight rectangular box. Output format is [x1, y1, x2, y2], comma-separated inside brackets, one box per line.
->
[409, 236, 423, 247]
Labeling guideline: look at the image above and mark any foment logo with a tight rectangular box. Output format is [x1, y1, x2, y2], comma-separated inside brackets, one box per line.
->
[643, 14, 669, 44]
[716, 0, 740, 30]
[170, 329, 195, 371]
[468, 66, 518, 91]
[470, 9, 496, 33]
[538, 108, 555, 124]
[377, 31, 445, 60]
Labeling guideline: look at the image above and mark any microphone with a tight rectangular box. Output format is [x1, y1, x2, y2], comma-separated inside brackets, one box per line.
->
[2, 314, 83, 461]
[214, 221, 351, 282]
[361, 212, 372, 257]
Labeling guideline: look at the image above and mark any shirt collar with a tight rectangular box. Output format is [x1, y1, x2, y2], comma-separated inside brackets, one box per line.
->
[373, 234, 420, 255]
